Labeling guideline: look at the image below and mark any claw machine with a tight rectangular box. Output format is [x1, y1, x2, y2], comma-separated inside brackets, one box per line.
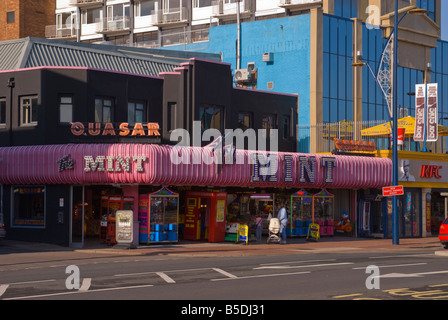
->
[138, 187, 179, 244]
[313, 189, 334, 236]
[290, 190, 313, 236]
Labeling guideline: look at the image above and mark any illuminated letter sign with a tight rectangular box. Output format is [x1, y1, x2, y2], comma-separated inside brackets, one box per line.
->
[71, 122, 160, 137]
[420, 165, 442, 179]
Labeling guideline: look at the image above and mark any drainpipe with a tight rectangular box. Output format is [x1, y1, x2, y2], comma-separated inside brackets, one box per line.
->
[129, 0, 134, 45]
[236, 0, 241, 70]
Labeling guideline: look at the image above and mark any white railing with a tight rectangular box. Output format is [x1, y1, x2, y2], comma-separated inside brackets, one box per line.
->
[212, 0, 250, 16]
[279, 0, 322, 5]
[157, 7, 188, 24]
[161, 28, 209, 46]
[69, 0, 103, 6]
[96, 17, 130, 33]
[45, 24, 77, 39]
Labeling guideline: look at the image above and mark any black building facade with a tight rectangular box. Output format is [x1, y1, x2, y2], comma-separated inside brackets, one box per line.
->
[0, 58, 298, 246]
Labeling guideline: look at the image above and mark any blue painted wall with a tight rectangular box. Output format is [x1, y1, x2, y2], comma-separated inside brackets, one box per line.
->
[163, 14, 312, 151]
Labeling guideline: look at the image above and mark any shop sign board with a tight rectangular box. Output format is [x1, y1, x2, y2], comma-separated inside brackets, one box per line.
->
[414, 83, 438, 142]
[115, 210, 133, 244]
[334, 138, 376, 152]
[426, 83, 438, 142]
[382, 185, 404, 197]
[237, 224, 249, 245]
[307, 223, 320, 241]
[414, 84, 426, 142]
[71, 122, 161, 137]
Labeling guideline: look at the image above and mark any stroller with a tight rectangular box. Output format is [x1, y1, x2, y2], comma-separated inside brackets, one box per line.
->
[267, 218, 281, 244]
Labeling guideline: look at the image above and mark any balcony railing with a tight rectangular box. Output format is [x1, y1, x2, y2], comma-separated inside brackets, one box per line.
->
[161, 28, 209, 47]
[155, 7, 189, 26]
[212, 0, 251, 17]
[278, 0, 322, 6]
[45, 24, 77, 39]
[69, 0, 103, 8]
[96, 17, 130, 34]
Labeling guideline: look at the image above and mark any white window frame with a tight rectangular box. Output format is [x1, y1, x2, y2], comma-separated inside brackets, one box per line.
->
[20, 95, 38, 127]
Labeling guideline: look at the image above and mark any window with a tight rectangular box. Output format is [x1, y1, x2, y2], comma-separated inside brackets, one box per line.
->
[12, 186, 45, 228]
[20, 95, 38, 126]
[82, 8, 101, 24]
[95, 97, 114, 123]
[164, 0, 181, 12]
[282, 116, 290, 139]
[167, 102, 177, 132]
[59, 96, 73, 124]
[262, 114, 276, 136]
[199, 105, 223, 132]
[193, 0, 212, 8]
[238, 112, 252, 130]
[0, 98, 5, 126]
[7, 11, 14, 23]
[134, 31, 159, 46]
[128, 100, 147, 125]
[137, 0, 157, 16]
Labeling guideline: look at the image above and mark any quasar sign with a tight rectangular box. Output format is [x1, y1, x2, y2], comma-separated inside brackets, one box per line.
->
[71, 122, 160, 136]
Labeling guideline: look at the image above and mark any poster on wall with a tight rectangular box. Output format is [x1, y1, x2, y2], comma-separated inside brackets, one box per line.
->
[414, 84, 426, 142]
[426, 83, 438, 142]
[216, 200, 225, 222]
[116, 210, 133, 244]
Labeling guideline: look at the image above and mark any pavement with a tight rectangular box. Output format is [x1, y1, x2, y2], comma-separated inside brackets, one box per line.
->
[1, 235, 447, 265]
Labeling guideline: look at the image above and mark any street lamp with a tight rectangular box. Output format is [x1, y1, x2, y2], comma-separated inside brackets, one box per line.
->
[353, 4, 427, 245]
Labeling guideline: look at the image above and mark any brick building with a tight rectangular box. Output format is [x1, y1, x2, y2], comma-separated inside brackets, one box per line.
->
[0, 0, 55, 41]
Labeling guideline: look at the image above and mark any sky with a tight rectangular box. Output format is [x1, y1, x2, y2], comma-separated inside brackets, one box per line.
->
[442, 1, 448, 41]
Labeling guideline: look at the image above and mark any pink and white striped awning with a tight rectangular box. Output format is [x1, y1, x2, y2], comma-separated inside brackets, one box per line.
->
[0, 144, 392, 189]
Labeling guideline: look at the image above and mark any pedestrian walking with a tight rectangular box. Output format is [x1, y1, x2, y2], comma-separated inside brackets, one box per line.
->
[277, 201, 288, 244]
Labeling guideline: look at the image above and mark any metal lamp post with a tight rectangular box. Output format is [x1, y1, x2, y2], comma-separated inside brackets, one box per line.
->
[353, 4, 427, 245]
[392, 0, 399, 245]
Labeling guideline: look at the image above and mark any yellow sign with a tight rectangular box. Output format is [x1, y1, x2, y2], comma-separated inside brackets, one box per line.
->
[237, 224, 249, 245]
[361, 116, 448, 137]
[307, 223, 320, 241]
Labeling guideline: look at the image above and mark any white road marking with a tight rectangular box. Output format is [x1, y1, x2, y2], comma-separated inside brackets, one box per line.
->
[79, 278, 91, 291]
[3, 284, 155, 300]
[212, 271, 310, 281]
[380, 270, 448, 278]
[352, 263, 427, 270]
[368, 254, 434, 259]
[7, 279, 56, 285]
[254, 262, 354, 270]
[213, 268, 238, 279]
[115, 267, 211, 277]
[156, 272, 176, 283]
[0, 285, 9, 297]
[259, 259, 336, 266]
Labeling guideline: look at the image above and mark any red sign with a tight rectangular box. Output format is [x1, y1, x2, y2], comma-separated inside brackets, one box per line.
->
[414, 84, 425, 142]
[420, 165, 442, 179]
[426, 83, 438, 142]
[382, 185, 404, 197]
[334, 138, 376, 152]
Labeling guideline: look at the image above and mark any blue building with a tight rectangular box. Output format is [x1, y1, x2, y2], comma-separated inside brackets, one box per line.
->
[151, 0, 447, 239]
